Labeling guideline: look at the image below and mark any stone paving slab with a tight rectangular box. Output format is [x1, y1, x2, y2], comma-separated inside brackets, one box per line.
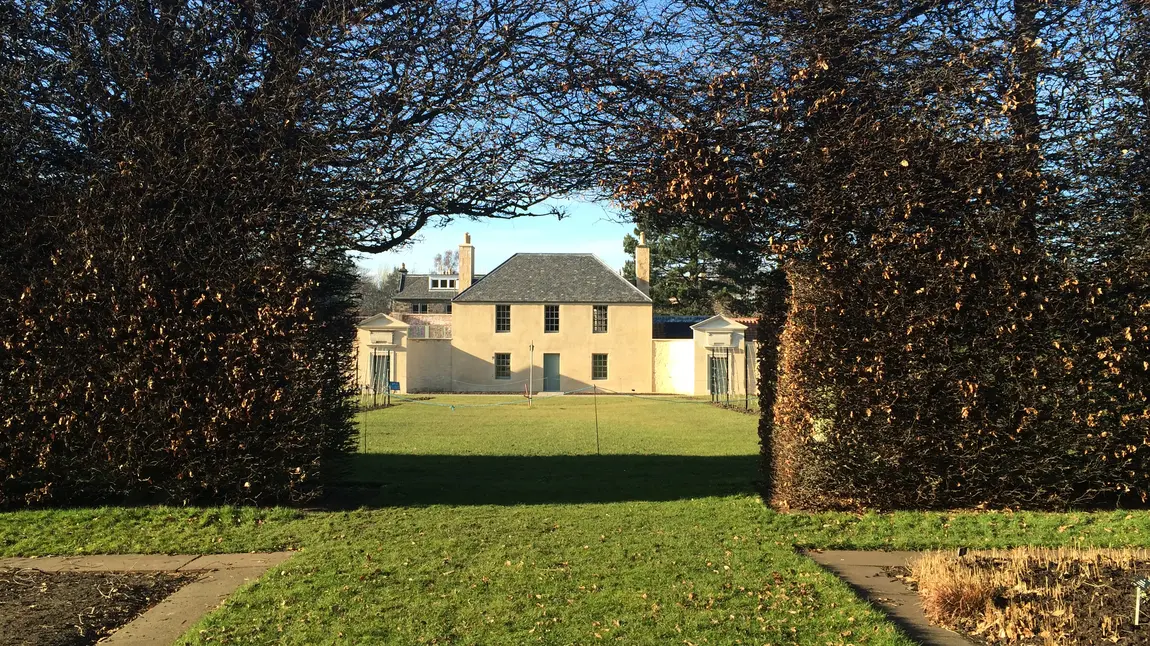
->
[177, 552, 293, 572]
[1, 552, 293, 645]
[805, 550, 975, 646]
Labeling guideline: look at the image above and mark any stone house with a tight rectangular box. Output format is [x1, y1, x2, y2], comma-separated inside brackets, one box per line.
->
[355, 234, 759, 397]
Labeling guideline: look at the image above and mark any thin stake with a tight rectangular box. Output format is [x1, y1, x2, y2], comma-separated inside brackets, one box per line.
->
[356, 349, 364, 453]
[593, 384, 600, 456]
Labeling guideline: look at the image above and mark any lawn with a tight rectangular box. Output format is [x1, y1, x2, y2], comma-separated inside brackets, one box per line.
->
[3, 395, 1150, 645]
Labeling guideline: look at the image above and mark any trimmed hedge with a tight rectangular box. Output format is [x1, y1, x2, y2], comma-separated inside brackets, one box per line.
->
[0, 4, 357, 507]
[602, 0, 1150, 511]
[769, 248, 1149, 510]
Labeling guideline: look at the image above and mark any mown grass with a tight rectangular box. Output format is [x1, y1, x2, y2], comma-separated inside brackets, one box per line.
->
[1, 395, 1148, 644]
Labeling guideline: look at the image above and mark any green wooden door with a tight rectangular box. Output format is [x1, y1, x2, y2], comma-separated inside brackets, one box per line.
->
[543, 354, 561, 392]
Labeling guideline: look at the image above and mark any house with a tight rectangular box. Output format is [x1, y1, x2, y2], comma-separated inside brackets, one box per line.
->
[355, 233, 759, 397]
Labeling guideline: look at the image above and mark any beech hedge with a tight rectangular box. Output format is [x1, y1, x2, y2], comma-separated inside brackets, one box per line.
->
[0, 3, 357, 507]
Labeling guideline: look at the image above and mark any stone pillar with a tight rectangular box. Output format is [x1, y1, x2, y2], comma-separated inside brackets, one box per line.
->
[458, 233, 474, 292]
[635, 231, 650, 297]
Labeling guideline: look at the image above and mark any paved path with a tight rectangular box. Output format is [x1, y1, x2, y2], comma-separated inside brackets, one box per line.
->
[0, 552, 293, 645]
[805, 550, 974, 646]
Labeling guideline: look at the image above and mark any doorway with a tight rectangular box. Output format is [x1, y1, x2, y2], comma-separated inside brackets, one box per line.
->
[543, 353, 561, 392]
[708, 355, 729, 395]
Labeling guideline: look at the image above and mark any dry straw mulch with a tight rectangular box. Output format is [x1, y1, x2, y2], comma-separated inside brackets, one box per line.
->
[889, 548, 1150, 645]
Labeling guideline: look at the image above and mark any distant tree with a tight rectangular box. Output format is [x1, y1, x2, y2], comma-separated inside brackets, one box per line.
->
[432, 250, 459, 275]
[355, 267, 403, 316]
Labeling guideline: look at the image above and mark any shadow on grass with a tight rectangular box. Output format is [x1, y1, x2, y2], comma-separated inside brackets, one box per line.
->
[322, 454, 758, 508]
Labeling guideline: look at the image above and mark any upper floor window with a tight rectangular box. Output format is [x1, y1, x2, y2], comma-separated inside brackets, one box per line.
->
[593, 305, 608, 333]
[495, 304, 511, 333]
[429, 277, 457, 290]
[544, 304, 559, 333]
[411, 302, 429, 314]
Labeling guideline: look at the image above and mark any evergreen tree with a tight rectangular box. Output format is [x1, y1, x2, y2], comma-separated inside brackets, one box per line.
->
[620, 221, 764, 316]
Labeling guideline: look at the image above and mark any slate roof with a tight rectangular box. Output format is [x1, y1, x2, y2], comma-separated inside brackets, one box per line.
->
[653, 315, 709, 339]
[394, 274, 485, 301]
[453, 254, 651, 304]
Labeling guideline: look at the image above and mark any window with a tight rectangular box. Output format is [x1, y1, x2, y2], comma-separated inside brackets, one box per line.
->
[411, 302, 429, 314]
[494, 353, 511, 379]
[446, 302, 452, 314]
[429, 277, 457, 290]
[592, 305, 608, 333]
[495, 304, 511, 333]
[544, 304, 559, 333]
[591, 354, 608, 381]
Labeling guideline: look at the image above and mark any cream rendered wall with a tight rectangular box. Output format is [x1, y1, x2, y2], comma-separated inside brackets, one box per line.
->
[653, 339, 694, 394]
[747, 340, 759, 397]
[450, 302, 654, 393]
[406, 339, 452, 392]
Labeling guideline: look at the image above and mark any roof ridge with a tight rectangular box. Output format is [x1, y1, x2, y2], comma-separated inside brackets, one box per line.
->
[451, 254, 518, 301]
[452, 253, 652, 304]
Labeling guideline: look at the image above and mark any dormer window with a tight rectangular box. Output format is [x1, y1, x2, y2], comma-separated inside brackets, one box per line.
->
[429, 277, 458, 290]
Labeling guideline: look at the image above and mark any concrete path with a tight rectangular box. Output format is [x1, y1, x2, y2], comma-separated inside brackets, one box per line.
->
[0, 552, 293, 645]
[805, 550, 975, 646]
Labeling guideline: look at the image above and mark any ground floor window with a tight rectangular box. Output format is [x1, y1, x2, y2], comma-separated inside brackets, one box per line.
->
[591, 353, 608, 381]
[494, 353, 511, 379]
[411, 302, 429, 314]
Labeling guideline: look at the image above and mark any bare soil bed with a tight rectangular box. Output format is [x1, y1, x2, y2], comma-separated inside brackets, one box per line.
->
[0, 568, 196, 646]
[886, 548, 1150, 645]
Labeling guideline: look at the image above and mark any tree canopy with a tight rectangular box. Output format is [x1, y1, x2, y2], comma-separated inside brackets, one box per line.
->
[587, 0, 1150, 509]
[0, 0, 621, 506]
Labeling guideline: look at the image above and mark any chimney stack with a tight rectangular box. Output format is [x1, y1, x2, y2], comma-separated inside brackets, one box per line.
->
[458, 233, 474, 291]
[398, 263, 408, 291]
[635, 231, 650, 297]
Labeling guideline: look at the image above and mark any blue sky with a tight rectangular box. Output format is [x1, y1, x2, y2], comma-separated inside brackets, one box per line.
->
[353, 199, 638, 276]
